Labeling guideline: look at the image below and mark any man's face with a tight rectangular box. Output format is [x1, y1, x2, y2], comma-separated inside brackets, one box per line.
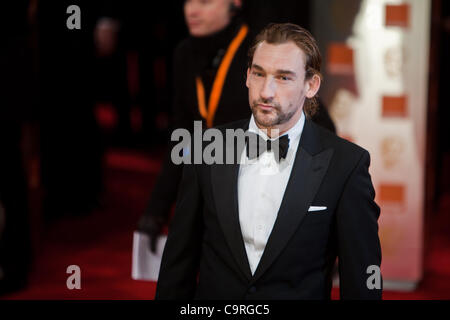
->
[246, 41, 315, 134]
[184, 0, 235, 37]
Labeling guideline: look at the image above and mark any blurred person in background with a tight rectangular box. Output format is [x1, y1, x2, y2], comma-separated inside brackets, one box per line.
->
[138, 0, 252, 252]
[138, 0, 336, 252]
[92, 7, 131, 148]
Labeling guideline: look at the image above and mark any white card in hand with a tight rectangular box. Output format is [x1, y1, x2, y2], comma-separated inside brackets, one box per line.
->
[131, 231, 167, 281]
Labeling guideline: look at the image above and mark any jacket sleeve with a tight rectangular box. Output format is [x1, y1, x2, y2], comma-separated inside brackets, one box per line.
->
[142, 42, 193, 223]
[154, 163, 203, 299]
[336, 150, 383, 299]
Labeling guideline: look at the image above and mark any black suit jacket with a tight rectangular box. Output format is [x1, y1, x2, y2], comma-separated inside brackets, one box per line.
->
[155, 118, 382, 300]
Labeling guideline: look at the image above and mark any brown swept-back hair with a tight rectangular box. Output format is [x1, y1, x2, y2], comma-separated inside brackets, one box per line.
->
[247, 23, 322, 117]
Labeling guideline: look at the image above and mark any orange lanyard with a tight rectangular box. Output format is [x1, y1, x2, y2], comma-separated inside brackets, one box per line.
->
[195, 24, 249, 128]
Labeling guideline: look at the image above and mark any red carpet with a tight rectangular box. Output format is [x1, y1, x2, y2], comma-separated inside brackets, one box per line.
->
[2, 150, 450, 300]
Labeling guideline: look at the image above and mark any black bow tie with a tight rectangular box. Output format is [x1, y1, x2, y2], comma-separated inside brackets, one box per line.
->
[245, 132, 290, 161]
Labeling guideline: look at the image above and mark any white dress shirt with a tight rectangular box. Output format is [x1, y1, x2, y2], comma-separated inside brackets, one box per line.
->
[237, 111, 305, 275]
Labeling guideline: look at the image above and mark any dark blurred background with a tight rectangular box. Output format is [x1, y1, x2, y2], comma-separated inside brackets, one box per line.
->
[0, 0, 448, 299]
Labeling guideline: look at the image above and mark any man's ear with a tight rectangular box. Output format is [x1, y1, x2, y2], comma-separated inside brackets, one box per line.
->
[305, 74, 321, 99]
[246, 68, 250, 88]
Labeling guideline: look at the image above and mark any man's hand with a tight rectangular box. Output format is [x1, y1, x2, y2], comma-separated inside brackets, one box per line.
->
[137, 214, 165, 253]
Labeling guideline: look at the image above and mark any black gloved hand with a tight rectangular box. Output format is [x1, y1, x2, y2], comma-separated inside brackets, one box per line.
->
[137, 213, 165, 253]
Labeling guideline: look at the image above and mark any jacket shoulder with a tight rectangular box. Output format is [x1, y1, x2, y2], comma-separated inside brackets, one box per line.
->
[312, 121, 369, 163]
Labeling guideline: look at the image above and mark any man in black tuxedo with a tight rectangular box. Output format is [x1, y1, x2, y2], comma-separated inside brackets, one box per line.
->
[155, 23, 382, 300]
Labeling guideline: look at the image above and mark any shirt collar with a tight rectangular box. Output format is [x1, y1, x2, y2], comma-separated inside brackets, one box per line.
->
[248, 110, 305, 143]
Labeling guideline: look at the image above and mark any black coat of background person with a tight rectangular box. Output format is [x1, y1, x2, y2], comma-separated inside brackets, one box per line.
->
[139, 17, 253, 240]
[155, 118, 382, 300]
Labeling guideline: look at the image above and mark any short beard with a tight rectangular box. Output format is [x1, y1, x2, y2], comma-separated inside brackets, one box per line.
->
[250, 100, 297, 129]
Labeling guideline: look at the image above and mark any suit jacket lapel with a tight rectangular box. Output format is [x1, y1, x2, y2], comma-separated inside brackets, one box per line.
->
[211, 120, 253, 282]
[251, 119, 334, 283]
